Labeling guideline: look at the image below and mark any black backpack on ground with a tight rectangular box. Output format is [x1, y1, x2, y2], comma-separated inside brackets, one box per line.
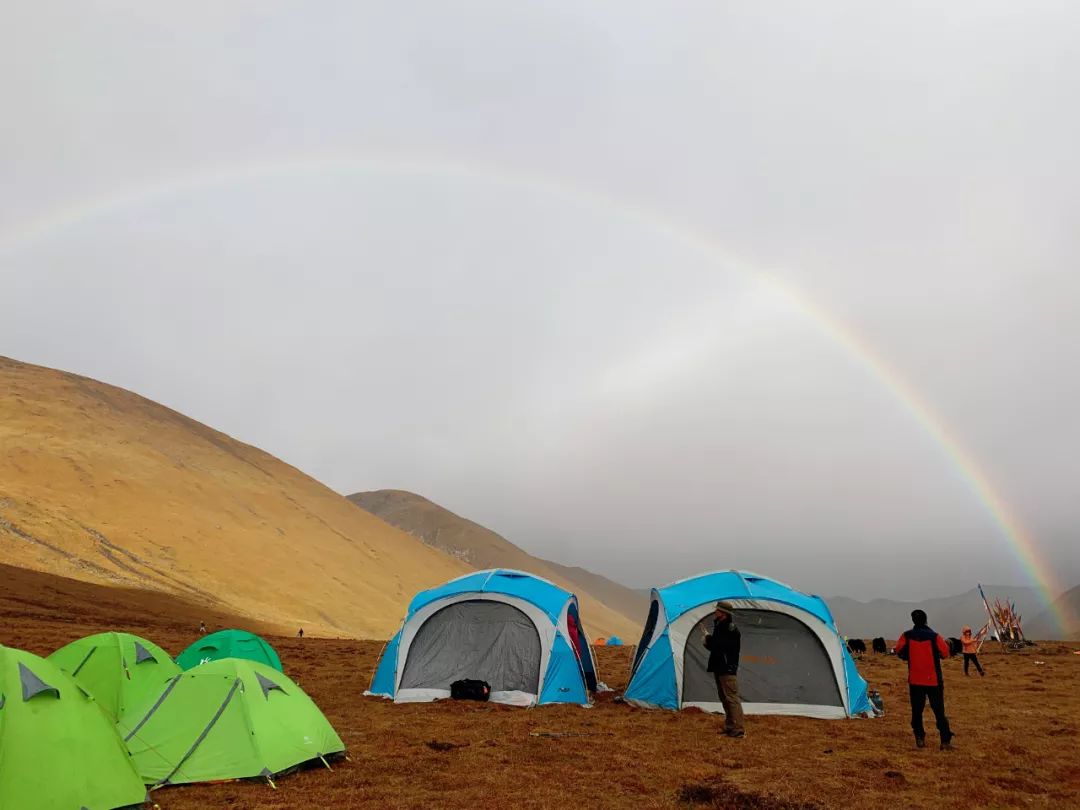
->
[450, 679, 491, 701]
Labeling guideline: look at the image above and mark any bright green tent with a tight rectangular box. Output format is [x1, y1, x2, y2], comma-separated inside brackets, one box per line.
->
[0, 644, 147, 810]
[118, 658, 344, 787]
[176, 629, 283, 672]
[48, 632, 181, 722]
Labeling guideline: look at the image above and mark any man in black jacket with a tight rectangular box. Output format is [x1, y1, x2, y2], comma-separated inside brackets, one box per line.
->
[704, 601, 744, 737]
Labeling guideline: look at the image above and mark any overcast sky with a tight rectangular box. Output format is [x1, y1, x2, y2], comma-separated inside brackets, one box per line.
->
[3, 1, 1078, 603]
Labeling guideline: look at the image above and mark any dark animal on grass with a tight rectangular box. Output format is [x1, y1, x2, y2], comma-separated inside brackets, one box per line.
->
[872, 637, 888, 654]
[847, 638, 866, 655]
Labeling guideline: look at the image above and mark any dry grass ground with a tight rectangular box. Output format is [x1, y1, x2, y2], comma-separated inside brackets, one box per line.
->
[3, 574, 1078, 809]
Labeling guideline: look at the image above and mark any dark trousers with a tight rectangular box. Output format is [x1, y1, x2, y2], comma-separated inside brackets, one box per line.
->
[713, 673, 745, 734]
[963, 653, 983, 675]
[909, 684, 952, 742]
[584, 670, 597, 692]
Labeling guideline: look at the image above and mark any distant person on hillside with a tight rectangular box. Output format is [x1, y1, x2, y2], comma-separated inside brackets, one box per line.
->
[895, 609, 954, 750]
[298, 627, 304, 638]
[703, 601, 744, 738]
[198, 621, 207, 635]
[960, 626, 984, 676]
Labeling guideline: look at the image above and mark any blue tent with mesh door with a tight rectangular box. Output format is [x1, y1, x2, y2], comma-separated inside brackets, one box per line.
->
[367, 570, 599, 706]
[624, 570, 872, 719]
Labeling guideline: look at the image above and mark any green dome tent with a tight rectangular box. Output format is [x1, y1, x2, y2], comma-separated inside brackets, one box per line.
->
[0, 644, 147, 810]
[176, 629, 282, 672]
[49, 632, 181, 722]
[118, 658, 344, 787]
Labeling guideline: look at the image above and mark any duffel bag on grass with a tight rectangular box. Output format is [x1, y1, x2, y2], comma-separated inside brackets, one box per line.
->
[450, 679, 491, 701]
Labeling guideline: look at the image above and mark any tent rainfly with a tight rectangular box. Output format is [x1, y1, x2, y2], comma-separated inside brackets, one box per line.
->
[118, 658, 344, 787]
[0, 644, 148, 810]
[176, 629, 283, 672]
[49, 631, 181, 722]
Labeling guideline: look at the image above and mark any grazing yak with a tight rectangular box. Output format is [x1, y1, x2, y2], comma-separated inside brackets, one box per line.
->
[871, 637, 888, 654]
[847, 638, 867, 655]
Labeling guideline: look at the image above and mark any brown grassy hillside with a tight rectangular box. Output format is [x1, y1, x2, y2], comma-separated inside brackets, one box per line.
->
[0, 561, 262, 645]
[539, 558, 650, 632]
[348, 489, 640, 639]
[0, 356, 471, 637]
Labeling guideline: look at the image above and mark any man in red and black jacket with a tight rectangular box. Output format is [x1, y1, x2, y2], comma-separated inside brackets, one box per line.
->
[895, 609, 955, 750]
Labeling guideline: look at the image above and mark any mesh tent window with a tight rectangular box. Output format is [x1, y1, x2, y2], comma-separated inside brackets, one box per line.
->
[682, 609, 843, 706]
[399, 600, 543, 694]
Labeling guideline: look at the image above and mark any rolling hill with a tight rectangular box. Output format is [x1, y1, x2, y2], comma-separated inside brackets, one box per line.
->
[347, 489, 641, 639]
[0, 561, 261, 645]
[0, 356, 472, 638]
[825, 585, 1047, 640]
[537, 558, 650, 630]
[1025, 585, 1080, 640]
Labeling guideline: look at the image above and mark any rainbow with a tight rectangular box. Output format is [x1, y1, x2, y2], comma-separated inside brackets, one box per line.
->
[0, 153, 1068, 633]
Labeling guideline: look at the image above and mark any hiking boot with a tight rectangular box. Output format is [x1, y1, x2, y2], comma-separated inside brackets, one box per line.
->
[726, 730, 746, 739]
[915, 737, 926, 749]
[941, 734, 955, 751]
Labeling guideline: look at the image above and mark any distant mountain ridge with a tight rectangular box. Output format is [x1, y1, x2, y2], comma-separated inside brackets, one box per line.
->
[536, 558, 649, 633]
[347, 489, 641, 638]
[825, 585, 1050, 640]
[1026, 586, 1080, 640]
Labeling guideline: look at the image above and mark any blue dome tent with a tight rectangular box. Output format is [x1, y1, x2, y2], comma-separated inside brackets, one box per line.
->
[624, 571, 872, 719]
[367, 570, 599, 706]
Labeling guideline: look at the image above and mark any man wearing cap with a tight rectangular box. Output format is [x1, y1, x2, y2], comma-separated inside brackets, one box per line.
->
[703, 601, 744, 738]
[895, 609, 955, 750]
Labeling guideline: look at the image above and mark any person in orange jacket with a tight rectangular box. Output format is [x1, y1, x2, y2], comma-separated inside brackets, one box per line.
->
[961, 625, 985, 676]
[895, 609, 955, 750]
